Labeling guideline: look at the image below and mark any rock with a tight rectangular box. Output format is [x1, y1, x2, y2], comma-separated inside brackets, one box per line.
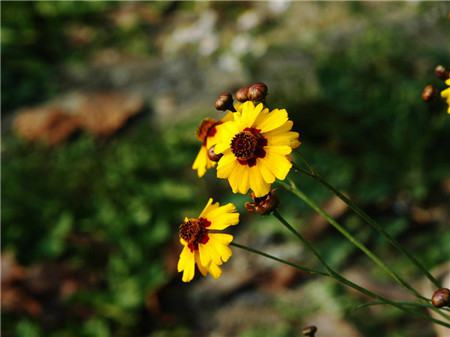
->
[13, 106, 80, 145]
[13, 92, 144, 145]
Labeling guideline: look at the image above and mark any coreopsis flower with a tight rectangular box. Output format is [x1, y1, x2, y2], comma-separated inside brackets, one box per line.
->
[440, 79, 450, 113]
[177, 198, 239, 282]
[214, 101, 300, 197]
[192, 113, 233, 177]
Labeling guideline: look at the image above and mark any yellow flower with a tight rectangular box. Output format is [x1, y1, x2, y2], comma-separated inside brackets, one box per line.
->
[177, 198, 239, 282]
[192, 113, 233, 177]
[441, 79, 450, 114]
[214, 101, 300, 197]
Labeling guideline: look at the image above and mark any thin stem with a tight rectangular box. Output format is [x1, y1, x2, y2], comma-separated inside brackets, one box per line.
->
[280, 180, 428, 302]
[269, 211, 450, 327]
[352, 300, 450, 313]
[292, 161, 440, 289]
[230, 242, 327, 276]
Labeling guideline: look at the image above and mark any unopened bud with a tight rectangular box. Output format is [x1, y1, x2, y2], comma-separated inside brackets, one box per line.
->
[302, 325, 317, 337]
[431, 288, 450, 308]
[435, 65, 449, 80]
[422, 84, 436, 102]
[235, 86, 249, 102]
[245, 190, 279, 215]
[215, 92, 234, 111]
[248, 82, 268, 102]
[207, 146, 222, 162]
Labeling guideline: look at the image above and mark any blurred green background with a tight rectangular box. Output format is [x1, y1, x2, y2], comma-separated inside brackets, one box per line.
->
[2, 2, 450, 337]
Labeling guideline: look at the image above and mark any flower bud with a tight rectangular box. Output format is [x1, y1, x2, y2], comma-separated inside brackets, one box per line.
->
[207, 146, 223, 162]
[215, 92, 234, 111]
[235, 86, 249, 102]
[435, 65, 449, 80]
[431, 288, 450, 308]
[302, 325, 317, 337]
[245, 190, 279, 215]
[248, 82, 268, 102]
[421, 84, 436, 102]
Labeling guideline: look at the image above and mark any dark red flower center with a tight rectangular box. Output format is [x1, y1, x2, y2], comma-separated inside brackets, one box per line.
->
[231, 127, 267, 167]
[196, 118, 221, 145]
[179, 217, 211, 252]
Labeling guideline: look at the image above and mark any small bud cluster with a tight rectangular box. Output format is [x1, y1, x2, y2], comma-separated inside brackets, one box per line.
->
[245, 190, 279, 215]
[431, 288, 450, 308]
[421, 65, 449, 103]
[302, 325, 317, 337]
[214, 82, 269, 111]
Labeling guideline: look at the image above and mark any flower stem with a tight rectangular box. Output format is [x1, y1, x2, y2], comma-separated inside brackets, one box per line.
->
[231, 237, 450, 328]
[279, 180, 428, 302]
[292, 161, 440, 289]
[230, 242, 327, 276]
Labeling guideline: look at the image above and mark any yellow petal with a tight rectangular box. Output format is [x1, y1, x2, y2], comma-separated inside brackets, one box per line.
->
[265, 145, 292, 155]
[199, 241, 222, 266]
[228, 164, 245, 193]
[206, 204, 239, 230]
[258, 158, 276, 184]
[262, 153, 292, 180]
[249, 165, 271, 197]
[221, 111, 234, 122]
[208, 263, 222, 279]
[217, 156, 237, 179]
[264, 120, 294, 136]
[238, 166, 250, 194]
[238, 101, 263, 130]
[441, 87, 450, 99]
[215, 121, 238, 153]
[217, 150, 235, 167]
[209, 234, 233, 263]
[255, 108, 288, 133]
[192, 146, 215, 178]
[266, 131, 300, 147]
[178, 245, 196, 282]
[195, 251, 208, 276]
[199, 198, 219, 218]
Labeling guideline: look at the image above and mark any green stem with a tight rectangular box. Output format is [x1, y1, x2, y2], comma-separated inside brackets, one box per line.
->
[292, 162, 440, 289]
[279, 180, 428, 302]
[233, 227, 450, 328]
[230, 242, 327, 276]
[272, 211, 450, 326]
[352, 300, 450, 313]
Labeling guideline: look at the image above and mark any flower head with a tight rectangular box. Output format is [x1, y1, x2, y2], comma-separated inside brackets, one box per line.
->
[192, 113, 233, 177]
[440, 79, 450, 114]
[214, 101, 300, 197]
[177, 198, 239, 282]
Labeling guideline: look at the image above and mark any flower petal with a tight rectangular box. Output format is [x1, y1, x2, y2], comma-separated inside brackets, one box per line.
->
[199, 198, 219, 218]
[228, 164, 245, 193]
[265, 145, 292, 155]
[261, 153, 292, 180]
[206, 204, 239, 230]
[192, 146, 215, 178]
[208, 263, 222, 279]
[237, 101, 263, 130]
[255, 108, 288, 133]
[178, 245, 196, 282]
[194, 251, 208, 276]
[217, 155, 237, 179]
[209, 233, 233, 263]
[249, 165, 271, 197]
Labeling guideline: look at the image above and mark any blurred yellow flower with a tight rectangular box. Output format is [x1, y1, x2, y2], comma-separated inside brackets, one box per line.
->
[441, 79, 450, 114]
[192, 113, 233, 177]
[214, 101, 300, 197]
[177, 198, 239, 282]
